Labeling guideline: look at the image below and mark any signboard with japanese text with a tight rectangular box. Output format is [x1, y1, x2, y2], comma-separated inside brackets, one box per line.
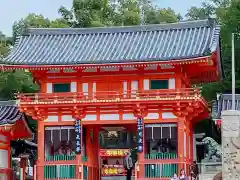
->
[99, 149, 130, 157]
[102, 167, 125, 176]
[75, 119, 81, 154]
[137, 117, 143, 152]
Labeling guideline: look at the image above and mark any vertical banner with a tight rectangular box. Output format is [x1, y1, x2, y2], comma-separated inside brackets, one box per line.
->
[75, 119, 81, 154]
[137, 117, 143, 152]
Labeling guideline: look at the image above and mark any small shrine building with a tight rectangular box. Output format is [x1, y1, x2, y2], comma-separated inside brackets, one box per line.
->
[1, 19, 222, 180]
[0, 101, 34, 180]
[212, 93, 240, 127]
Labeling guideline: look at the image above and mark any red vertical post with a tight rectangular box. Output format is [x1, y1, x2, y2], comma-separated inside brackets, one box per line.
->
[20, 157, 27, 180]
[177, 118, 185, 174]
[37, 121, 45, 180]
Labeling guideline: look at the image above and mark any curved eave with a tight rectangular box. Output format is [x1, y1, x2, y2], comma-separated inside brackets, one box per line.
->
[2, 55, 212, 70]
[0, 102, 34, 137]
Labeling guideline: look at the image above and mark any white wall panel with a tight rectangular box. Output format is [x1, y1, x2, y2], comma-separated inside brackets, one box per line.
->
[71, 82, 77, 92]
[82, 83, 88, 96]
[169, 78, 175, 89]
[46, 83, 52, 93]
[143, 79, 149, 90]
[0, 150, 8, 168]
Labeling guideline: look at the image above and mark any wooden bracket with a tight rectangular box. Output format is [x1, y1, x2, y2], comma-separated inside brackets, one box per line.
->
[133, 105, 147, 118]
[73, 107, 86, 119]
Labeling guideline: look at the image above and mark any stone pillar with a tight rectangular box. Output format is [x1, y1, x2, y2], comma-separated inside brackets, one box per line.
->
[221, 110, 240, 180]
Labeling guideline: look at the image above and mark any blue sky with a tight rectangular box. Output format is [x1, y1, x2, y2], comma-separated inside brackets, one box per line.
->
[0, 0, 204, 36]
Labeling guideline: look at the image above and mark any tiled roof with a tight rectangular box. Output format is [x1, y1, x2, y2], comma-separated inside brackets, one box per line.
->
[0, 101, 35, 133]
[0, 103, 24, 125]
[212, 94, 240, 119]
[3, 19, 220, 65]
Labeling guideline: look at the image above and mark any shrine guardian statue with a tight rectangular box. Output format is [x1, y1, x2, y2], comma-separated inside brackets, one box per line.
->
[201, 137, 222, 162]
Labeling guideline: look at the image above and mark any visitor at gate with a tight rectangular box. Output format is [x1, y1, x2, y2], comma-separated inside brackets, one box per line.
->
[124, 151, 133, 180]
[189, 161, 199, 180]
[170, 173, 179, 180]
[179, 169, 188, 180]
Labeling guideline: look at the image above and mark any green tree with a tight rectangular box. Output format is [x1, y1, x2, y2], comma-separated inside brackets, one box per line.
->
[185, 0, 230, 21]
[0, 31, 12, 58]
[12, 13, 69, 43]
[58, 0, 180, 27]
[0, 71, 39, 100]
[185, 0, 240, 101]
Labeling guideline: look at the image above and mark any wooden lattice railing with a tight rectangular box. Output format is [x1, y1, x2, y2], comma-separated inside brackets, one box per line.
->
[16, 88, 207, 106]
[35, 164, 99, 180]
[135, 161, 191, 180]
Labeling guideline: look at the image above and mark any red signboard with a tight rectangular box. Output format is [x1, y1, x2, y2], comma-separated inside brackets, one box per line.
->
[102, 167, 125, 176]
[99, 149, 130, 157]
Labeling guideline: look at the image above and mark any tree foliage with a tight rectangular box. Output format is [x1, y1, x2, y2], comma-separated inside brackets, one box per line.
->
[185, 0, 240, 101]
[12, 13, 69, 43]
[57, 0, 181, 27]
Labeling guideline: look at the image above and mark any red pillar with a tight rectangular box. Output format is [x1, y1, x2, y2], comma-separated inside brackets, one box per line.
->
[178, 118, 185, 174]
[37, 121, 45, 180]
[20, 157, 27, 180]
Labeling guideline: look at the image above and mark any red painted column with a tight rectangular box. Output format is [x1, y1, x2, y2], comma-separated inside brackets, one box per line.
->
[37, 121, 45, 180]
[188, 122, 193, 163]
[20, 157, 27, 180]
[7, 137, 11, 180]
[177, 118, 185, 174]
[185, 121, 190, 164]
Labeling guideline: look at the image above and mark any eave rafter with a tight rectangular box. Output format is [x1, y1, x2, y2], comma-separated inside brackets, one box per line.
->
[2, 56, 211, 71]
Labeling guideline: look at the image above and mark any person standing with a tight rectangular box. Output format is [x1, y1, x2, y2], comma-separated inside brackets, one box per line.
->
[124, 151, 133, 180]
[171, 173, 179, 180]
[179, 169, 188, 180]
[189, 161, 199, 180]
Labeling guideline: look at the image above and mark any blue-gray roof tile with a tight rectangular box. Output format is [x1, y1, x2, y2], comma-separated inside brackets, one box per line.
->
[212, 94, 240, 119]
[3, 19, 220, 65]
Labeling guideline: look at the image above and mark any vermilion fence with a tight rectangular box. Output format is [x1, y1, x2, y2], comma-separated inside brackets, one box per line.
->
[0, 168, 14, 180]
[35, 164, 99, 180]
[135, 161, 191, 180]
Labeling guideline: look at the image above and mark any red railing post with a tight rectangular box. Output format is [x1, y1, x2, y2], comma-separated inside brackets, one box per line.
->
[34, 165, 36, 180]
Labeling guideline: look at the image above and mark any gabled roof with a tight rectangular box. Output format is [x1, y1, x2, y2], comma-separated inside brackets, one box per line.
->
[212, 94, 240, 119]
[3, 19, 220, 65]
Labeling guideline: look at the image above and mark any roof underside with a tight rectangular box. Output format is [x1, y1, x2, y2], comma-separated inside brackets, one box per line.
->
[3, 19, 220, 65]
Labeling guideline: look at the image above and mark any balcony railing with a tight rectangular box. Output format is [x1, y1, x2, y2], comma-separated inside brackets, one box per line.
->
[16, 88, 207, 106]
[145, 152, 177, 160]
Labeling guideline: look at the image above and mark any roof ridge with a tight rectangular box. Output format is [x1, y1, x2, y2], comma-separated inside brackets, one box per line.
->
[24, 18, 217, 36]
[0, 100, 17, 106]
